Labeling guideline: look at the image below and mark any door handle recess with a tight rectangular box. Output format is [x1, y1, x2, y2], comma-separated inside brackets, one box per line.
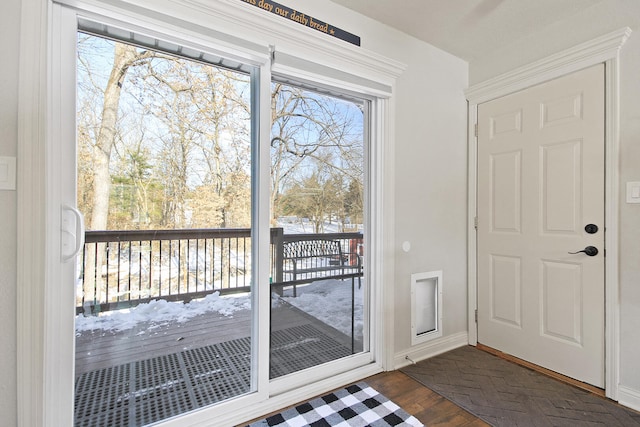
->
[568, 246, 598, 256]
[61, 204, 85, 262]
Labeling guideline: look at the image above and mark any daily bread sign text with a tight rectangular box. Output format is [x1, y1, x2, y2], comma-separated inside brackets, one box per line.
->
[239, 0, 361, 46]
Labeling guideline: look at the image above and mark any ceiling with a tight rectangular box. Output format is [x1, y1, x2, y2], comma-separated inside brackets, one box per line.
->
[329, 0, 605, 62]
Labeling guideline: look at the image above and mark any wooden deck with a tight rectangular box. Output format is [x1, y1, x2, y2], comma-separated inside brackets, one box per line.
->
[75, 308, 250, 376]
[74, 296, 363, 426]
[75, 297, 359, 376]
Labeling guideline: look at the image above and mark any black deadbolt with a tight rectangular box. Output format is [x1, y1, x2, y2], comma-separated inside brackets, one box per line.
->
[585, 224, 599, 234]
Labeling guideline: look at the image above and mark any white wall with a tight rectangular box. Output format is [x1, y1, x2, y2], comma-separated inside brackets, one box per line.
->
[392, 40, 468, 351]
[618, 30, 640, 407]
[2, 0, 469, 423]
[0, 0, 20, 425]
[469, 0, 640, 407]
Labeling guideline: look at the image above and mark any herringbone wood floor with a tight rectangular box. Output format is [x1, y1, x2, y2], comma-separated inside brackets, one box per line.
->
[402, 346, 640, 427]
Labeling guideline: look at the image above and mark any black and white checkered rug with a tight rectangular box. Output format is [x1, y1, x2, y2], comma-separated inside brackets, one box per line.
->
[247, 382, 423, 427]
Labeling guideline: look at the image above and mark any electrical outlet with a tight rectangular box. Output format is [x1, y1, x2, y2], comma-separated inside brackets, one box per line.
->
[627, 182, 640, 204]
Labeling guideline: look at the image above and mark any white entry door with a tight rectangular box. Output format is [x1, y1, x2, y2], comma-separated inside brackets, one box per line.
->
[477, 64, 605, 387]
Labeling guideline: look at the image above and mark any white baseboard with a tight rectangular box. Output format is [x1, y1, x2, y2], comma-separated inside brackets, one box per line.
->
[394, 331, 469, 369]
[618, 385, 640, 412]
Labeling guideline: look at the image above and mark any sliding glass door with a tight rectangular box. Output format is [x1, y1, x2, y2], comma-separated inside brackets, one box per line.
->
[269, 80, 368, 379]
[73, 27, 257, 426]
[50, 5, 380, 425]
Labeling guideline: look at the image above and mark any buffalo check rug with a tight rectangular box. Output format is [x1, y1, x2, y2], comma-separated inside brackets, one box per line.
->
[247, 382, 423, 427]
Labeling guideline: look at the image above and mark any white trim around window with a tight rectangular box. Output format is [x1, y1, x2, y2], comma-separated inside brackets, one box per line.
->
[18, 1, 405, 426]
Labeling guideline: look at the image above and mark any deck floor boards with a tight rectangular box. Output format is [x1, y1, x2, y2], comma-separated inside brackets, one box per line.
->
[75, 309, 252, 375]
[74, 296, 363, 426]
[75, 297, 358, 376]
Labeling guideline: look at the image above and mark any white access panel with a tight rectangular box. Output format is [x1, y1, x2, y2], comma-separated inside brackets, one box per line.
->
[411, 270, 443, 345]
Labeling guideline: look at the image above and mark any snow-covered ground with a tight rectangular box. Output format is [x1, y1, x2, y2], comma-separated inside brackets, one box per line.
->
[280, 278, 363, 341]
[75, 278, 364, 340]
[74, 292, 251, 333]
[277, 217, 362, 234]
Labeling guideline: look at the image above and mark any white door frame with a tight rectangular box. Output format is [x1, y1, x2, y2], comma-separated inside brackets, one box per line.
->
[466, 27, 631, 401]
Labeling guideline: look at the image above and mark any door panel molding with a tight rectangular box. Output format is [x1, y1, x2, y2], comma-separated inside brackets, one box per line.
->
[477, 65, 605, 387]
[466, 27, 631, 400]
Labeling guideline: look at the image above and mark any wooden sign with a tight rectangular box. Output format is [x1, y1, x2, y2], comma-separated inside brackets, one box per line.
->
[239, 0, 361, 46]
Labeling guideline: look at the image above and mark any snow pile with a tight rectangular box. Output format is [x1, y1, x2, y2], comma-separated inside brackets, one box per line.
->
[75, 279, 363, 341]
[281, 279, 363, 340]
[276, 218, 359, 234]
[75, 291, 251, 332]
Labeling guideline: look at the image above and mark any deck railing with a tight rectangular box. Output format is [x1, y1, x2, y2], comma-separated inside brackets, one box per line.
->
[77, 228, 363, 315]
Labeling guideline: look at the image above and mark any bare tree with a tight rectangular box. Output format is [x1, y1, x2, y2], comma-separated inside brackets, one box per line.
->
[76, 33, 364, 313]
[140, 60, 252, 228]
[77, 38, 156, 313]
[88, 42, 154, 230]
[280, 156, 346, 233]
[270, 83, 364, 227]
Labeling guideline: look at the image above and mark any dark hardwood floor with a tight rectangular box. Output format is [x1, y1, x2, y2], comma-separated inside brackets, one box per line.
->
[242, 370, 488, 426]
[364, 371, 488, 427]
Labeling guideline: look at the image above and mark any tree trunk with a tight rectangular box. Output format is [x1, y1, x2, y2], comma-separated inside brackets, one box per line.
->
[83, 44, 150, 314]
[90, 43, 145, 230]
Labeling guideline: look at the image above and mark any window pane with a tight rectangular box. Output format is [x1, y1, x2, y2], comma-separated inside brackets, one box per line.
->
[74, 31, 254, 425]
[269, 81, 367, 379]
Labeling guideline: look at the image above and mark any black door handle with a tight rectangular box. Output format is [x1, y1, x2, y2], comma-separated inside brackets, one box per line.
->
[568, 246, 598, 256]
